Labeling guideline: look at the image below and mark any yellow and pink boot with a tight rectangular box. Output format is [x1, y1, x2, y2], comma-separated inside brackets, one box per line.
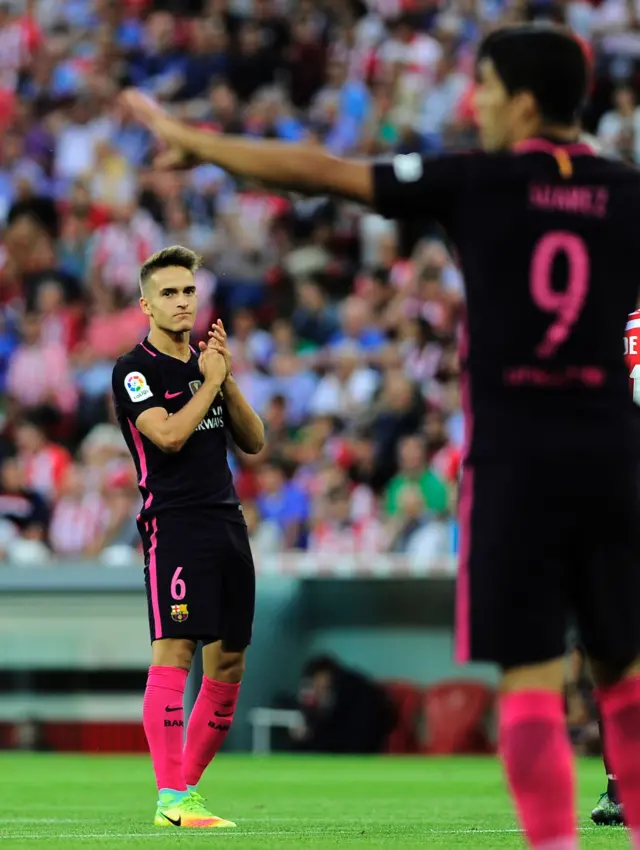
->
[154, 789, 235, 828]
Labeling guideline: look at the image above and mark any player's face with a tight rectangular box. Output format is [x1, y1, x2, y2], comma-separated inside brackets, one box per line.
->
[474, 59, 533, 151]
[141, 266, 198, 335]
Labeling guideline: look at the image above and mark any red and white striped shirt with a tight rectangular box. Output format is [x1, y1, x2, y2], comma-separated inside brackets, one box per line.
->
[21, 444, 72, 502]
[309, 517, 386, 555]
[6, 343, 78, 413]
[49, 492, 109, 557]
[0, 16, 39, 90]
[90, 213, 163, 297]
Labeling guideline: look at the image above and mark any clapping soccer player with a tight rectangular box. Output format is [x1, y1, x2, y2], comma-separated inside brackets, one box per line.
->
[112, 246, 264, 828]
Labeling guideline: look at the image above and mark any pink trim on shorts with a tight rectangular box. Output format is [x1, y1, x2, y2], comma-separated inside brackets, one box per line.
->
[148, 517, 162, 639]
[455, 467, 473, 664]
[140, 342, 157, 357]
[512, 138, 596, 157]
[455, 314, 473, 664]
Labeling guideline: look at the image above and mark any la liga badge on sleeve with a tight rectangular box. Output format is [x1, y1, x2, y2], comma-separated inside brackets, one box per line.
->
[125, 372, 153, 402]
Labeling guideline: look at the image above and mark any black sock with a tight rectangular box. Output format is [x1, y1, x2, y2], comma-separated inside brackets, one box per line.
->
[597, 716, 619, 802]
[598, 718, 612, 776]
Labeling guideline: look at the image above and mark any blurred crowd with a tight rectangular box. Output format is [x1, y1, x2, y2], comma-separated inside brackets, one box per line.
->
[0, 0, 634, 564]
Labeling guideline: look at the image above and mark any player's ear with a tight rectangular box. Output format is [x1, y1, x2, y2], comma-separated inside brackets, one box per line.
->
[139, 295, 152, 317]
[513, 90, 539, 129]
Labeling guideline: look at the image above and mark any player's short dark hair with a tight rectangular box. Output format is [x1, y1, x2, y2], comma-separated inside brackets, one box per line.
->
[139, 245, 203, 294]
[478, 24, 588, 125]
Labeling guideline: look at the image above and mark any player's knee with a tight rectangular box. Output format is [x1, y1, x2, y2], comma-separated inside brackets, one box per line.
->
[214, 650, 246, 683]
[151, 638, 196, 671]
[500, 657, 565, 693]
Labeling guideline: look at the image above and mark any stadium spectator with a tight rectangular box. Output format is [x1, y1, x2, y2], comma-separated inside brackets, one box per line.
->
[256, 457, 310, 549]
[415, 50, 468, 149]
[369, 372, 425, 484]
[48, 463, 108, 558]
[0, 456, 49, 547]
[384, 434, 449, 519]
[309, 345, 378, 417]
[328, 295, 386, 352]
[14, 416, 71, 503]
[229, 20, 278, 101]
[291, 277, 339, 347]
[89, 202, 163, 298]
[597, 84, 640, 163]
[308, 484, 385, 555]
[6, 311, 77, 416]
[287, 16, 327, 109]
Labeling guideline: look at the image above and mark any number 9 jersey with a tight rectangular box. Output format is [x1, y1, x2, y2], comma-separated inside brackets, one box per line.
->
[372, 140, 640, 669]
[625, 309, 640, 406]
[372, 141, 640, 463]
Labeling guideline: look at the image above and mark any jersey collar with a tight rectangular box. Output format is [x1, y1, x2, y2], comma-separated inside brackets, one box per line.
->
[512, 137, 596, 157]
[140, 337, 195, 363]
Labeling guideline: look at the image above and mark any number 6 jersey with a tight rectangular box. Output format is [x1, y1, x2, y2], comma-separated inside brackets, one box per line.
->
[372, 139, 640, 461]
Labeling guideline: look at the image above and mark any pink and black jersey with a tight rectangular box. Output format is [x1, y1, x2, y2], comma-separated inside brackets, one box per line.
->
[372, 139, 640, 460]
[112, 338, 242, 526]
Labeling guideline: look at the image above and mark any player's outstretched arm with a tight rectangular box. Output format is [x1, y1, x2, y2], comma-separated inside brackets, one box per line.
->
[120, 89, 374, 204]
[136, 351, 227, 453]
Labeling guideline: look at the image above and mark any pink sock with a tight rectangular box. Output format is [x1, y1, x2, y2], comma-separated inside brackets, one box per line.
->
[143, 665, 188, 792]
[499, 691, 577, 850]
[598, 676, 640, 848]
[183, 678, 240, 787]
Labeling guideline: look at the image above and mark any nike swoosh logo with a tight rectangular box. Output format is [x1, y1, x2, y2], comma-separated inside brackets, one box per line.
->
[214, 710, 234, 718]
[165, 391, 183, 399]
[165, 706, 182, 712]
[161, 813, 181, 826]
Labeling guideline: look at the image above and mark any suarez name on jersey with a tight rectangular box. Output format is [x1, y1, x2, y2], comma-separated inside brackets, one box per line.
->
[372, 140, 640, 460]
[111, 338, 242, 524]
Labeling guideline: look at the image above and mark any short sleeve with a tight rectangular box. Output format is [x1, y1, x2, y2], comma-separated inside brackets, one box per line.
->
[112, 356, 164, 426]
[371, 152, 474, 225]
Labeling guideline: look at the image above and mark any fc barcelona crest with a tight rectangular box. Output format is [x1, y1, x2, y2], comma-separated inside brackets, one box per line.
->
[170, 604, 189, 622]
[190, 378, 223, 399]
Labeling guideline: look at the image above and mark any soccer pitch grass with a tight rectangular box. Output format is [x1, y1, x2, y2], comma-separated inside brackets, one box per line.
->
[1, 753, 629, 849]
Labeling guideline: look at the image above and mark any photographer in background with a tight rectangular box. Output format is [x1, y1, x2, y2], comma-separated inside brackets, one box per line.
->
[291, 655, 395, 754]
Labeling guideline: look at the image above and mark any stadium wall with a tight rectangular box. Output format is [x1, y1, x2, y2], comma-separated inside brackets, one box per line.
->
[2, 563, 497, 752]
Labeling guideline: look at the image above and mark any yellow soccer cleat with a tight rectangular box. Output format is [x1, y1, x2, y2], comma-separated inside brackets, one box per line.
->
[154, 790, 236, 828]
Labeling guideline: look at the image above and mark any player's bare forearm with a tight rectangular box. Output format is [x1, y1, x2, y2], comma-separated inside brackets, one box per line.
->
[223, 376, 265, 454]
[155, 118, 373, 203]
[137, 379, 222, 453]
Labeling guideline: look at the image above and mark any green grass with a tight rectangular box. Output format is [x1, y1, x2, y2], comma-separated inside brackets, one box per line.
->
[1, 754, 629, 849]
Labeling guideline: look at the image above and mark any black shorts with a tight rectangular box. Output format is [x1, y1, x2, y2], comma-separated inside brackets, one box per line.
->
[455, 456, 640, 669]
[140, 513, 255, 651]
